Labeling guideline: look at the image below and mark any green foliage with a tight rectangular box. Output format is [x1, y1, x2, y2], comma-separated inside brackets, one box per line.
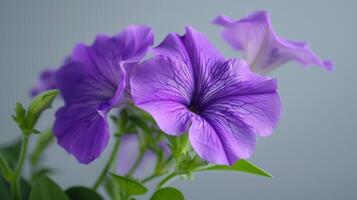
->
[26, 90, 59, 132]
[66, 186, 104, 200]
[111, 173, 148, 196]
[0, 176, 31, 200]
[0, 139, 21, 169]
[0, 154, 13, 181]
[105, 178, 121, 200]
[167, 134, 190, 160]
[194, 159, 272, 178]
[12, 103, 26, 132]
[12, 90, 59, 136]
[29, 175, 69, 200]
[0, 176, 10, 200]
[150, 187, 185, 200]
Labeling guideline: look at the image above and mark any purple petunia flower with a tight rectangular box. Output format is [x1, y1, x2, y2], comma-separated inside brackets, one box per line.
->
[130, 27, 281, 165]
[30, 69, 57, 97]
[213, 11, 333, 74]
[53, 25, 154, 164]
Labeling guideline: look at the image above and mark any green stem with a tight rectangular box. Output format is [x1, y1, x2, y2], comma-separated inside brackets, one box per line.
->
[11, 135, 30, 200]
[10, 180, 20, 200]
[141, 173, 161, 184]
[157, 171, 178, 189]
[126, 149, 146, 176]
[14, 136, 29, 179]
[92, 136, 121, 191]
[141, 155, 173, 184]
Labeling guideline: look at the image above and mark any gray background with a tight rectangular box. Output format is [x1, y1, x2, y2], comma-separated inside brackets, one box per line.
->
[0, 0, 355, 199]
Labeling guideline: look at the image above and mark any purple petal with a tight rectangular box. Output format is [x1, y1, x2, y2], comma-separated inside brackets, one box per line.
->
[30, 69, 57, 97]
[189, 114, 256, 165]
[213, 11, 334, 73]
[54, 25, 154, 164]
[131, 56, 193, 135]
[53, 104, 109, 164]
[199, 59, 281, 137]
[189, 59, 280, 165]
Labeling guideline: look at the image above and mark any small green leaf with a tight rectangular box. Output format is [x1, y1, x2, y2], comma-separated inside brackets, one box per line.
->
[13, 103, 26, 129]
[30, 129, 54, 166]
[66, 186, 104, 200]
[128, 116, 151, 135]
[0, 154, 13, 181]
[110, 173, 148, 196]
[32, 167, 57, 179]
[26, 89, 59, 131]
[194, 159, 272, 178]
[150, 187, 185, 200]
[0, 139, 22, 168]
[29, 175, 69, 200]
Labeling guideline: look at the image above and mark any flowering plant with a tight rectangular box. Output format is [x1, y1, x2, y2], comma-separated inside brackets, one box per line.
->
[0, 11, 332, 200]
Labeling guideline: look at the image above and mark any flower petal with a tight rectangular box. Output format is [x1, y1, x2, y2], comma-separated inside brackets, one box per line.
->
[189, 114, 256, 165]
[213, 11, 333, 73]
[189, 59, 280, 165]
[53, 104, 109, 164]
[131, 56, 193, 135]
[30, 69, 57, 97]
[201, 59, 281, 137]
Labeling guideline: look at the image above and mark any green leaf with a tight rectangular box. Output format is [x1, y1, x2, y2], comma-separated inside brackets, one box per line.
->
[150, 187, 185, 200]
[30, 129, 54, 166]
[194, 159, 272, 178]
[26, 89, 59, 131]
[0, 139, 22, 168]
[13, 103, 26, 130]
[0, 176, 10, 200]
[66, 186, 104, 200]
[110, 173, 148, 196]
[128, 116, 151, 135]
[32, 167, 57, 179]
[19, 178, 31, 200]
[0, 176, 30, 200]
[29, 175, 69, 200]
[0, 154, 13, 181]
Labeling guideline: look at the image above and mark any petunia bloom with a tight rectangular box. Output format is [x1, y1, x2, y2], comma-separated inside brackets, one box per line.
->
[130, 27, 281, 165]
[30, 69, 57, 97]
[53, 25, 154, 164]
[213, 11, 333, 74]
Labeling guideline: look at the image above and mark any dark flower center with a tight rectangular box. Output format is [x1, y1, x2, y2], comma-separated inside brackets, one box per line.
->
[188, 103, 200, 114]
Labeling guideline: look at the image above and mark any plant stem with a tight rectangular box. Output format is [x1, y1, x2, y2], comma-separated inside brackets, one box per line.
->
[10, 179, 20, 200]
[156, 171, 178, 189]
[11, 135, 30, 200]
[92, 136, 121, 191]
[126, 149, 146, 176]
[141, 173, 161, 184]
[14, 136, 29, 179]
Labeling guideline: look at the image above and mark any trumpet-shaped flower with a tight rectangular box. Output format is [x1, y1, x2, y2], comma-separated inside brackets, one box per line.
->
[53, 25, 154, 164]
[130, 27, 281, 165]
[213, 11, 333, 74]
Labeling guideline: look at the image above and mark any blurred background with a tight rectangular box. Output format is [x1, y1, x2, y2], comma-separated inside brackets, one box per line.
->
[0, 0, 355, 199]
